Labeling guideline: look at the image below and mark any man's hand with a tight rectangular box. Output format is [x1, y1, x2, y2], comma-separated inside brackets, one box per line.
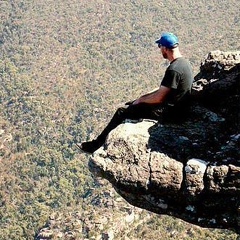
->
[125, 100, 135, 105]
[132, 99, 140, 105]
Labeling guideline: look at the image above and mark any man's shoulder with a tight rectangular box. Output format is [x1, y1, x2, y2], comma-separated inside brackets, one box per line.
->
[171, 57, 189, 66]
[168, 57, 191, 71]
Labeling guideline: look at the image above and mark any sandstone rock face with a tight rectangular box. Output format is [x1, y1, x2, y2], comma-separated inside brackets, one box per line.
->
[200, 50, 240, 73]
[89, 51, 240, 234]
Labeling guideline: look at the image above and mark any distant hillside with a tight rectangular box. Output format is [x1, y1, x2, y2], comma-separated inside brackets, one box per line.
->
[0, 0, 239, 239]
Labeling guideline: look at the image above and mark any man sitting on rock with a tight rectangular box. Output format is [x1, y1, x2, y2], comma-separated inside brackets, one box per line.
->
[78, 32, 194, 153]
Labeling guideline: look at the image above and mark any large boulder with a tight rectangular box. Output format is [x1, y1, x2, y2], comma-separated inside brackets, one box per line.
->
[88, 51, 240, 234]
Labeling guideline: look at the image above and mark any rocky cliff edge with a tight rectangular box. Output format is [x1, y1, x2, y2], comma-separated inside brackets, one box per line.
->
[89, 51, 240, 234]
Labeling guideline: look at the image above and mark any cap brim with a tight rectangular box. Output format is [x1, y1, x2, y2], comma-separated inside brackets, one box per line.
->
[155, 39, 161, 44]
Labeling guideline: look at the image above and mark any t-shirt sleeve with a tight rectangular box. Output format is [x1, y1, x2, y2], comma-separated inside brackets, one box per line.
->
[161, 70, 180, 89]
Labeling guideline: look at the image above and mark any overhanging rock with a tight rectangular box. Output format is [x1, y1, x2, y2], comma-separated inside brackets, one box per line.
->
[89, 120, 240, 234]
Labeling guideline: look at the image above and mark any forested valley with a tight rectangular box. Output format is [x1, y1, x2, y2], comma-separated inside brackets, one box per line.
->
[0, 0, 239, 239]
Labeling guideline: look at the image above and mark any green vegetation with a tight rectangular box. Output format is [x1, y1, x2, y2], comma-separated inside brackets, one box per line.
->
[0, 0, 239, 239]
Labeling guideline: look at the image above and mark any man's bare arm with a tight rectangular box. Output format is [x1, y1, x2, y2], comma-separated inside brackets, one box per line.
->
[132, 86, 171, 105]
[140, 87, 159, 97]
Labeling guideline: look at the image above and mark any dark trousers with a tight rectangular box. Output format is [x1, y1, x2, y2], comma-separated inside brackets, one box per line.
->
[96, 103, 164, 143]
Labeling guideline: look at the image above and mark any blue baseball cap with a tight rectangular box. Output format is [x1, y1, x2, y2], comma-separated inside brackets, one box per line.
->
[155, 32, 179, 49]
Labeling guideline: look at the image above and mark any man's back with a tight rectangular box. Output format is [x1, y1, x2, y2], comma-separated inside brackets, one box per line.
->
[161, 57, 193, 107]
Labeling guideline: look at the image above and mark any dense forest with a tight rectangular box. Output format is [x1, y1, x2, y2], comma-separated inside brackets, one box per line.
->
[0, 0, 239, 239]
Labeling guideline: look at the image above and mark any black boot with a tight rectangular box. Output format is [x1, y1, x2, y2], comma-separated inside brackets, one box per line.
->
[77, 107, 128, 153]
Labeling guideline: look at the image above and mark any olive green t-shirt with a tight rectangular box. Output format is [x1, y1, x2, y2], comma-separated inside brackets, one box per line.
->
[161, 57, 193, 107]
